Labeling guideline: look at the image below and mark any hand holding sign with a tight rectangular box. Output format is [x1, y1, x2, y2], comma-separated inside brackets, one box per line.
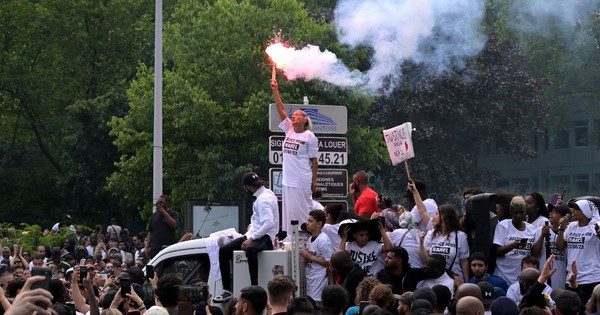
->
[383, 122, 415, 179]
[383, 122, 415, 166]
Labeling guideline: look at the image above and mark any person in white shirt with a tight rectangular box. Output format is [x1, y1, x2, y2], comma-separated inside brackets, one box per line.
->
[340, 219, 392, 276]
[214, 172, 279, 303]
[322, 204, 348, 251]
[556, 199, 600, 303]
[388, 211, 423, 268]
[416, 254, 455, 298]
[51, 214, 76, 233]
[493, 196, 536, 285]
[419, 204, 470, 283]
[524, 192, 549, 229]
[406, 181, 437, 232]
[531, 203, 570, 290]
[272, 79, 318, 239]
[300, 210, 333, 303]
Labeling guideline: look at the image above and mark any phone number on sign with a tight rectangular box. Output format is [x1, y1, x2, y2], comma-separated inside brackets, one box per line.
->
[270, 152, 347, 166]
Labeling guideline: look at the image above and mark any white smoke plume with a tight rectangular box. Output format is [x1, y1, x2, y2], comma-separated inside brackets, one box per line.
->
[334, 0, 487, 92]
[266, 43, 365, 87]
[268, 0, 596, 94]
[504, 0, 598, 40]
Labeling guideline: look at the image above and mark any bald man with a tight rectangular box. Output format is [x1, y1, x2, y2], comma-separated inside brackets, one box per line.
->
[455, 283, 483, 301]
[456, 296, 485, 315]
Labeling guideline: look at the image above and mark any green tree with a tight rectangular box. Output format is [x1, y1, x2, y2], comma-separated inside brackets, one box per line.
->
[108, 0, 385, 219]
[0, 0, 153, 228]
[371, 31, 549, 202]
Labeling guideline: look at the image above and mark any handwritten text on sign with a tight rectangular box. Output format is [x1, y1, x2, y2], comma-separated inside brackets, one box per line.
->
[383, 122, 415, 166]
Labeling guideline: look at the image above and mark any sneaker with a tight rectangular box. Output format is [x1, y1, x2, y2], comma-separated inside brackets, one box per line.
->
[213, 289, 232, 303]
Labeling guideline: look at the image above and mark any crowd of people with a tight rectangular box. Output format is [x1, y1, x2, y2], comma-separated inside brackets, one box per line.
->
[0, 193, 191, 315]
[2, 79, 598, 314]
[210, 164, 600, 315]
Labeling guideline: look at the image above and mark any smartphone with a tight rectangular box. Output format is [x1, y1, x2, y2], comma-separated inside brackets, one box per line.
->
[146, 265, 154, 280]
[31, 267, 52, 308]
[79, 259, 87, 284]
[98, 273, 108, 281]
[359, 301, 369, 314]
[520, 238, 528, 246]
[120, 275, 131, 298]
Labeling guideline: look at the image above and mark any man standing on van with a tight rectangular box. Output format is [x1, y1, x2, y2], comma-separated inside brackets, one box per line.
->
[213, 172, 279, 303]
[146, 195, 179, 258]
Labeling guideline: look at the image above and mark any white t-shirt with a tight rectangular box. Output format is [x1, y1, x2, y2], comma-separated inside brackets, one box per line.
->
[424, 230, 470, 280]
[563, 221, 600, 284]
[279, 118, 318, 189]
[533, 227, 567, 289]
[506, 281, 553, 305]
[345, 240, 385, 276]
[51, 223, 76, 233]
[411, 198, 438, 232]
[493, 219, 536, 285]
[322, 223, 341, 251]
[312, 200, 324, 211]
[305, 233, 333, 302]
[417, 272, 455, 298]
[388, 229, 424, 268]
[529, 216, 549, 230]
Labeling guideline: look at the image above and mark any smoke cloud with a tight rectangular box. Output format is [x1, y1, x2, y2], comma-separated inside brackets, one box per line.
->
[335, 0, 486, 93]
[270, 0, 597, 94]
[267, 43, 365, 87]
[504, 0, 597, 40]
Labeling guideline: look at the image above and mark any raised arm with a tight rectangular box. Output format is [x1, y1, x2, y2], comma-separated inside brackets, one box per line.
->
[410, 182, 431, 225]
[271, 79, 288, 121]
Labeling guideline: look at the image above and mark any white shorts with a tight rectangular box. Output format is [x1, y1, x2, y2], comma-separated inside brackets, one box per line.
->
[281, 185, 313, 240]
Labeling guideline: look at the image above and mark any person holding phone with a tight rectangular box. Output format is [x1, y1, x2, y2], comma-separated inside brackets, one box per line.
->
[556, 199, 600, 303]
[147, 195, 179, 259]
[493, 196, 536, 285]
[4, 275, 53, 315]
[350, 171, 379, 220]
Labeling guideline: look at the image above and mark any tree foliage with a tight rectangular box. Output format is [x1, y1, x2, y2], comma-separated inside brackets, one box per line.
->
[371, 31, 549, 202]
[108, 0, 384, 219]
[0, 0, 153, 227]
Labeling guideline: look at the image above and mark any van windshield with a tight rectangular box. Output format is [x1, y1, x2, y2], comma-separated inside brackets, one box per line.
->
[158, 254, 210, 284]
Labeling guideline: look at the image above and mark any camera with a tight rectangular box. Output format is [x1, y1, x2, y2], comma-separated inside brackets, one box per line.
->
[177, 284, 209, 315]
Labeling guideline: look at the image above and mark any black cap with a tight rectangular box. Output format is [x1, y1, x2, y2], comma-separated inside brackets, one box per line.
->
[550, 289, 581, 315]
[547, 204, 571, 217]
[242, 172, 263, 187]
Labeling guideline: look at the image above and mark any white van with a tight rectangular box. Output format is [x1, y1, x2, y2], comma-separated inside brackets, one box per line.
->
[148, 239, 293, 298]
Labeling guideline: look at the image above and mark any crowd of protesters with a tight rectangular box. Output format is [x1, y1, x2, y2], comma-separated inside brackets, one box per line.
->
[1, 169, 599, 315]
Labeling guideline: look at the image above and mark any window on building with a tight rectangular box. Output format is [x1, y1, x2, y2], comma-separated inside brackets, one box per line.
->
[482, 142, 491, 157]
[574, 175, 589, 193]
[513, 178, 530, 193]
[496, 138, 508, 154]
[574, 120, 588, 147]
[551, 175, 569, 191]
[553, 129, 569, 149]
[594, 120, 600, 146]
[496, 178, 509, 190]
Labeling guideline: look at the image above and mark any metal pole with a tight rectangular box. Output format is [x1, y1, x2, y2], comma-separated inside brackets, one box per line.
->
[152, 0, 163, 212]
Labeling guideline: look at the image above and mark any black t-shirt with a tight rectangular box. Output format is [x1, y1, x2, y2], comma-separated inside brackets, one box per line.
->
[376, 267, 426, 294]
[149, 210, 179, 250]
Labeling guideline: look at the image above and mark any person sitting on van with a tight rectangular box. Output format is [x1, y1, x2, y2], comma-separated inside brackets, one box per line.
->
[213, 172, 279, 303]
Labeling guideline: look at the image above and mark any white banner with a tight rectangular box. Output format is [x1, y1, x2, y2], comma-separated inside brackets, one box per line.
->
[383, 122, 415, 166]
